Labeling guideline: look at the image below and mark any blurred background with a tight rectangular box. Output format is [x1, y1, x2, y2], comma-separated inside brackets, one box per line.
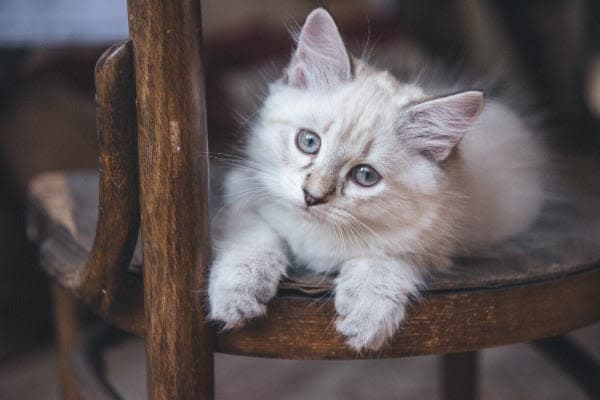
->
[0, 0, 599, 399]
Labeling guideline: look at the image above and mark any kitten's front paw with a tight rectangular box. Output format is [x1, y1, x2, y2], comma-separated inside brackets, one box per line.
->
[334, 281, 407, 351]
[209, 282, 269, 330]
[208, 253, 285, 330]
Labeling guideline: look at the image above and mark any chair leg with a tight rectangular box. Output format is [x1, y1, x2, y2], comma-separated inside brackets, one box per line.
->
[532, 335, 600, 398]
[52, 284, 82, 400]
[441, 351, 479, 400]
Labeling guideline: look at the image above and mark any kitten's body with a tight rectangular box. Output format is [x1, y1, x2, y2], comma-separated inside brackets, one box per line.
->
[209, 9, 545, 350]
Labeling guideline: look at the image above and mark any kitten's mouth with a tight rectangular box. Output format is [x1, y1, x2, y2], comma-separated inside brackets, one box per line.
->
[302, 205, 317, 215]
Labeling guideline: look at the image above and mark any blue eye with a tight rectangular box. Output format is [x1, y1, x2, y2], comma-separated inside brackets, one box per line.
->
[296, 129, 321, 154]
[352, 164, 381, 187]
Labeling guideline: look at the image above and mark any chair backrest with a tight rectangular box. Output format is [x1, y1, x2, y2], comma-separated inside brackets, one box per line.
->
[126, 0, 214, 398]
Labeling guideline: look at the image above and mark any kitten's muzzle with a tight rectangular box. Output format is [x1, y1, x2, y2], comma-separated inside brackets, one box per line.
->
[303, 188, 328, 206]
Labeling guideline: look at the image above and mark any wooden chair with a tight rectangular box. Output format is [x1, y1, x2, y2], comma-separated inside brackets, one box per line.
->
[27, 1, 600, 399]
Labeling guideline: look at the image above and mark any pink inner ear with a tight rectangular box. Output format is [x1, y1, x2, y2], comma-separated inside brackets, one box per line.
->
[288, 8, 351, 89]
[291, 64, 308, 88]
[405, 91, 485, 162]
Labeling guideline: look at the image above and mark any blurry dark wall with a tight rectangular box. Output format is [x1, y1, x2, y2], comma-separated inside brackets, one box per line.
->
[0, 157, 48, 360]
[0, 48, 99, 360]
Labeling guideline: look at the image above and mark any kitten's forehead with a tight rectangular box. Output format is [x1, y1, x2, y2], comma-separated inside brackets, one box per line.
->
[268, 68, 423, 120]
[297, 73, 418, 127]
[262, 68, 425, 163]
[352, 69, 424, 106]
[319, 73, 423, 156]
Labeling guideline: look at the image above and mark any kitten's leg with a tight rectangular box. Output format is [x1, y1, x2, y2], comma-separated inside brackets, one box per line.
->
[208, 213, 287, 329]
[334, 257, 423, 351]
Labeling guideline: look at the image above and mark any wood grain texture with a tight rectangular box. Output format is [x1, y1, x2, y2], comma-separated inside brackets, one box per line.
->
[216, 265, 600, 359]
[29, 41, 143, 400]
[126, 0, 214, 399]
[28, 41, 140, 316]
[84, 40, 140, 314]
[30, 173, 600, 359]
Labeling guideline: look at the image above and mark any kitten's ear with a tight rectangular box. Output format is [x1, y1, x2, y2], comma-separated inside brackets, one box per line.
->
[403, 91, 484, 162]
[286, 8, 352, 89]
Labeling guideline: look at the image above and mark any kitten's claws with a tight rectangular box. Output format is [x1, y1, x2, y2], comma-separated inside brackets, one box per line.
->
[208, 293, 268, 331]
[210, 320, 228, 333]
[335, 314, 394, 351]
[208, 243, 286, 332]
[334, 284, 407, 351]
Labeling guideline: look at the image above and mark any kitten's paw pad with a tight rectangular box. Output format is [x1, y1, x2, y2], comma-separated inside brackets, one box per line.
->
[334, 288, 406, 351]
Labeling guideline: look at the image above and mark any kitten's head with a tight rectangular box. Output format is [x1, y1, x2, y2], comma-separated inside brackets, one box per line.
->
[247, 8, 483, 241]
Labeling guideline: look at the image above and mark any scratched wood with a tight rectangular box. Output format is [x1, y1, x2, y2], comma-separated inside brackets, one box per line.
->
[126, 0, 214, 399]
[26, 41, 144, 341]
[83, 40, 140, 313]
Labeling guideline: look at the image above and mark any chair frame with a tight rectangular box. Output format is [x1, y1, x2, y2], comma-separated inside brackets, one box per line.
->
[127, 1, 213, 397]
[25, 1, 600, 399]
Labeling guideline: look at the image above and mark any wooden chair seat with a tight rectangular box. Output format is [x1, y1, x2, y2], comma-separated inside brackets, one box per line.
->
[29, 170, 600, 360]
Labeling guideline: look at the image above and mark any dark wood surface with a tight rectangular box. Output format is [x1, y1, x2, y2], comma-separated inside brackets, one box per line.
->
[85, 40, 139, 313]
[126, 0, 214, 399]
[28, 41, 140, 317]
[217, 264, 600, 359]
[29, 170, 600, 359]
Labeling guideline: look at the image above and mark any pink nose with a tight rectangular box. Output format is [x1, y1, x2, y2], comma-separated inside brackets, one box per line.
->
[303, 189, 327, 206]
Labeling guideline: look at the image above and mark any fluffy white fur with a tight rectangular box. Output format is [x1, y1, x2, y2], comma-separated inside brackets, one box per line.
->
[208, 8, 546, 351]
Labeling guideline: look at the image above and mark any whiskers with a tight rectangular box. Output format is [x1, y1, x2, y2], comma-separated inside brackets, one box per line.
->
[200, 151, 284, 222]
[307, 205, 388, 262]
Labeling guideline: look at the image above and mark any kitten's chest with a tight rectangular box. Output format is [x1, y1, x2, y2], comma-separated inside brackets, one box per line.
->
[286, 231, 341, 273]
[258, 205, 350, 273]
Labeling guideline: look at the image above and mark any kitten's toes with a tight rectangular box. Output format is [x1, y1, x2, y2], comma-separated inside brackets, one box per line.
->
[335, 312, 397, 351]
[208, 258, 281, 329]
[208, 288, 268, 330]
[334, 290, 406, 351]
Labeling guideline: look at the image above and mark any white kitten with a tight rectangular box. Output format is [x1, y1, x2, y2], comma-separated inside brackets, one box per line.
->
[208, 8, 546, 351]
